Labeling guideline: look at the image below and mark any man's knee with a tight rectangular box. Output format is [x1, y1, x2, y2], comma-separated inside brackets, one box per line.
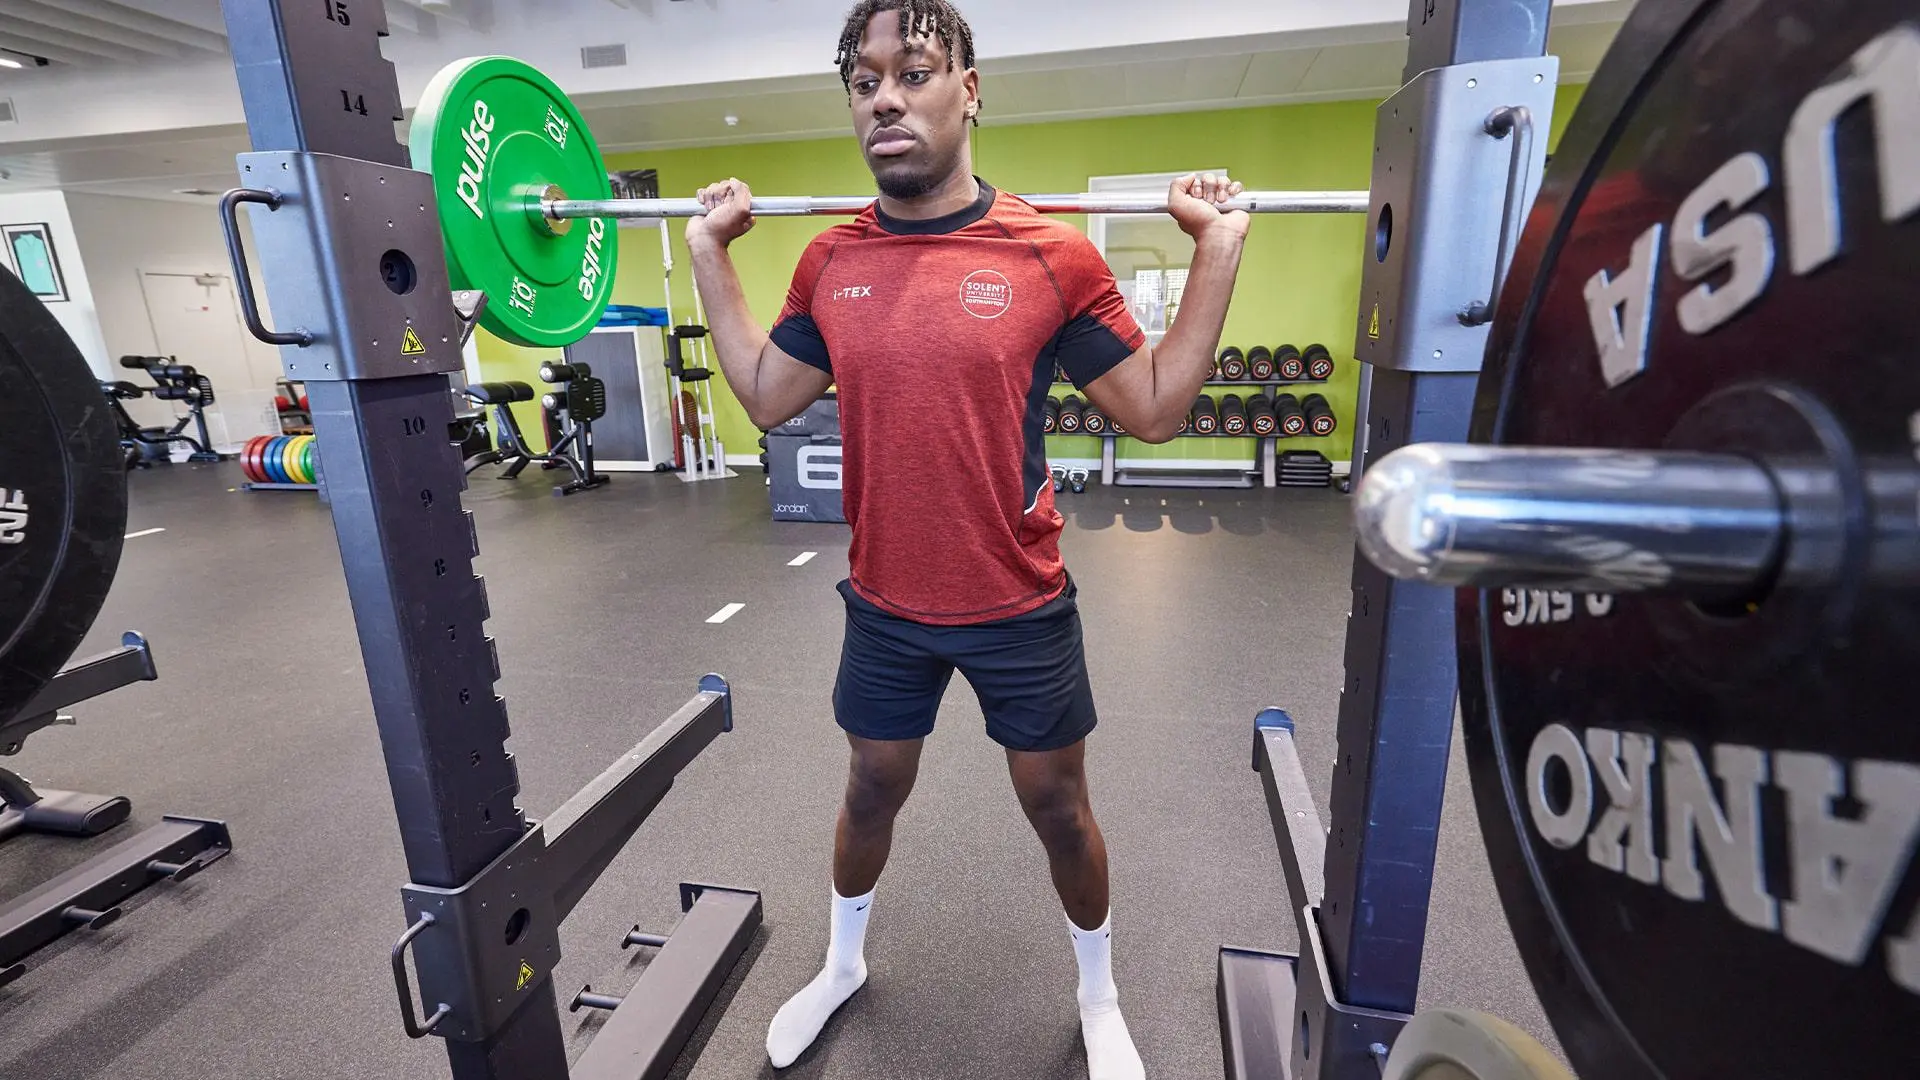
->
[1018, 781, 1094, 853]
[843, 750, 917, 824]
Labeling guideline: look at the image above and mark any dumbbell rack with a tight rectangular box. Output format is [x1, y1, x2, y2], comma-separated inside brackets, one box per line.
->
[1051, 378, 1336, 489]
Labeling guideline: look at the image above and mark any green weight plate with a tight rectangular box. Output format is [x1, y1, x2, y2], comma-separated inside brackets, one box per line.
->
[299, 439, 316, 485]
[410, 56, 617, 348]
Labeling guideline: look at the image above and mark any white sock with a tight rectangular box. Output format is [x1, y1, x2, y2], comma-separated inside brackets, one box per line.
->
[767, 887, 873, 1069]
[1071, 912, 1145, 1080]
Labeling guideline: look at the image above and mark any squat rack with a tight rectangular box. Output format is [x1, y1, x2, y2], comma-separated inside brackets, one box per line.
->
[210, 0, 1554, 1076]
[215, 4, 759, 1078]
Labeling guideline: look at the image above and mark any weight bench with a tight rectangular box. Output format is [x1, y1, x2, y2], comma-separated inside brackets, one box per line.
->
[460, 372, 608, 497]
[460, 381, 543, 479]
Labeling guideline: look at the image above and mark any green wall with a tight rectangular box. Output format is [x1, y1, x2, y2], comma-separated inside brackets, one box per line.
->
[477, 85, 1586, 462]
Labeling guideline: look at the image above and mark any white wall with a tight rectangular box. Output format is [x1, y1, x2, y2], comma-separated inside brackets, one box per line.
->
[64, 192, 283, 434]
[63, 193, 279, 373]
[0, 191, 110, 378]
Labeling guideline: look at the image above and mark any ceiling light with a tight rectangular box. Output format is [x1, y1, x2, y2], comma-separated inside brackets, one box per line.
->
[0, 57, 21, 70]
[725, 115, 740, 127]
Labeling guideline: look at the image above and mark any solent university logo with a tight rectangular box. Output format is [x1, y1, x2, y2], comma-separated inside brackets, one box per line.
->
[960, 269, 1013, 319]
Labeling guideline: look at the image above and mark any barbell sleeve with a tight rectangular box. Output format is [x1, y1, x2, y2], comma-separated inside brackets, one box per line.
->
[541, 189, 1372, 221]
[1353, 444, 1793, 597]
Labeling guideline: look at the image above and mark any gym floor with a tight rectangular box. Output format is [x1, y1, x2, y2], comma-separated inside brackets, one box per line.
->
[0, 463, 1555, 1080]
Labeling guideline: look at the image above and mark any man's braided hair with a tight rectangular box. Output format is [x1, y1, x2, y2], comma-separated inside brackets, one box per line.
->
[834, 0, 980, 123]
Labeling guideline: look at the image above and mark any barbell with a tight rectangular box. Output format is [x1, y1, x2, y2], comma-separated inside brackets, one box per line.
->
[537, 190, 1372, 223]
[407, 55, 1369, 347]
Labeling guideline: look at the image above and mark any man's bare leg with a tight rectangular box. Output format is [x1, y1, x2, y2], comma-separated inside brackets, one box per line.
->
[1009, 740, 1145, 1080]
[768, 735, 923, 1068]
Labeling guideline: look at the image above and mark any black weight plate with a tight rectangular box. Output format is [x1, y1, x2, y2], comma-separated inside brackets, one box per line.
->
[0, 267, 128, 725]
[1465, 0, 1920, 1077]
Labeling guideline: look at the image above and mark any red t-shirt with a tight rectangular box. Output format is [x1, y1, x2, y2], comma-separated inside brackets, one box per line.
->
[771, 181, 1145, 626]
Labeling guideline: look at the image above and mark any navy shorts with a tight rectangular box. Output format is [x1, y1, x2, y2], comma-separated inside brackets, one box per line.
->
[833, 578, 1098, 752]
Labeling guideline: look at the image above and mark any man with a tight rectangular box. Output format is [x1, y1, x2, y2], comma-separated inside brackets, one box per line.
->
[686, 2, 1248, 1074]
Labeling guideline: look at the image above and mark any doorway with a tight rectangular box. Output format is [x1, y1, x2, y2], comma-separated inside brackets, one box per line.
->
[138, 270, 279, 451]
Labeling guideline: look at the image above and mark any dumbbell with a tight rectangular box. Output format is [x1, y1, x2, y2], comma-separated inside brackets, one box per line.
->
[1302, 393, 1337, 436]
[1057, 395, 1086, 433]
[1304, 344, 1336, 381]
[1246, 345, 1276, 381]
[1220, 394, 1248, 436]
[1108, 412, 1126, 436]
[1082, 403, 1109, 435]
[1043, 396, 1061, 434]
[1247, 393, 1278, 436]
[1275, 344, 1305, 381]
[1275, 394, 1307, 436]
[1217, 346, 1248, 381]
[539, 361, 589, 383]
[1191, 394, 1220, 435]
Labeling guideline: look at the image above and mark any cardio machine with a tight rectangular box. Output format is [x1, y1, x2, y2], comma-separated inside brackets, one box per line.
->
[102, 355, 223, 466]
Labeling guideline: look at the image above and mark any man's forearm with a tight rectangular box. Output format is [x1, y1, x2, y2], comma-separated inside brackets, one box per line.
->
[687, 237, 773, 413]
[1150, 232, 1247, 423]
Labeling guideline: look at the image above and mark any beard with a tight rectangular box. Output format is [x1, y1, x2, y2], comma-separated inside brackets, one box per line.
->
[867, 132, 966, 200]
[874, 166, 943, 200]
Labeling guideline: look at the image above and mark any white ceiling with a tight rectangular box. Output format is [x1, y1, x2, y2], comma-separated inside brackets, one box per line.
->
[0, 0, 474, 68]
[0, 2, 1627, 203]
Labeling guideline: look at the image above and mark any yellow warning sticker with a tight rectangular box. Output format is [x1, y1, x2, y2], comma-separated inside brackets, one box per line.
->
[401, 324, 427, 356]
[1367, 303, 1382, 341]
[516, 961, 536, 991]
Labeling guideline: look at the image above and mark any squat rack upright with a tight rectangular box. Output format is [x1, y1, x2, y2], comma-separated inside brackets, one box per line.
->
[215, 3, 759, 1078]
[1216, 0, 1559, 1077]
